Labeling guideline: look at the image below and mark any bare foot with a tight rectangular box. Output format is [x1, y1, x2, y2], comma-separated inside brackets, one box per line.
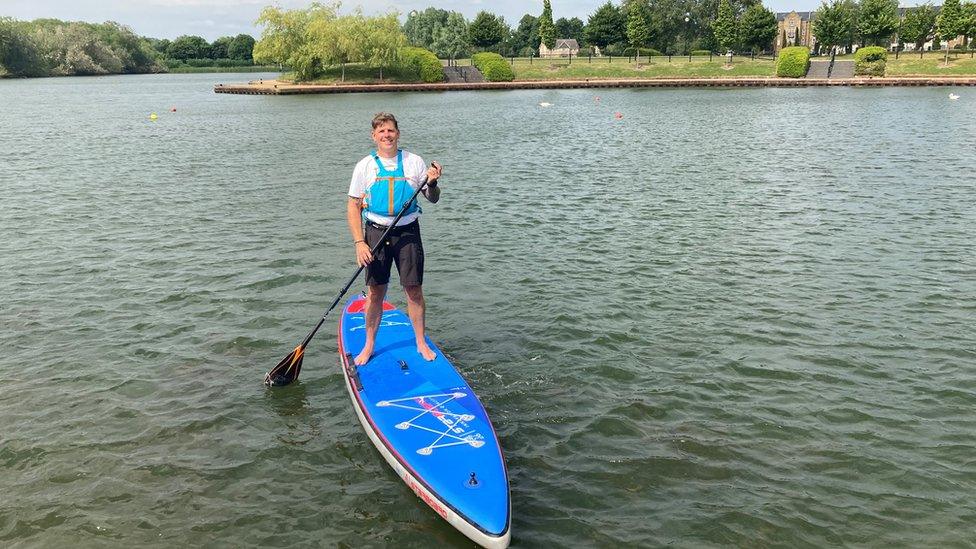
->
[354, 344, 373, 365]
[417, 344, 436, 361]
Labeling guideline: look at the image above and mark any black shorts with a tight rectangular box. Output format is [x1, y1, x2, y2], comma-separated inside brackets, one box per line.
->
[364, 220, 424, 287]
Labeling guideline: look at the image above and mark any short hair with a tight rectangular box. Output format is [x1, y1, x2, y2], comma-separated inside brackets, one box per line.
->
[371, 112, 399, 130]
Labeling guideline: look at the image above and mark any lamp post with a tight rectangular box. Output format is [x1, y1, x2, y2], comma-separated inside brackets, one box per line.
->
[684, 13, 690, 56]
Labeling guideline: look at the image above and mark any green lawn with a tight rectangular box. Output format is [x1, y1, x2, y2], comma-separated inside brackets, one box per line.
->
[272, 51, 976, 84]
[885, 54, 976, 76]
[508, 56, 777, 79]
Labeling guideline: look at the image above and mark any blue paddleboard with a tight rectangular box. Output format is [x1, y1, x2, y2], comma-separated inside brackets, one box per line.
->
[338, 294, 511, 548]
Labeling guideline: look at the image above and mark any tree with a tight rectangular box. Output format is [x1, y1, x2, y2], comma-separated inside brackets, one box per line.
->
[938, 0, 966, 63]
[738, 3, 777, 53]
[430, 12, 469, 59]
[713, 0, 737, 53]
[360, 13, 404, 80]
[626, 2, 652, 55]
[228, 34, 255, 60]
[403, 7, 449, 50]
[254, 3, 339, 81]
[328, 13, 361, 81]
[0, 17, 45, 76]
[641, 0, 685, 54]
[148, 38, 170, 56]
[210, 36, 232, 59]
[167, 35, 209, 60]
[468, 11, 507, 50]
[812, 0, 857, 53]
[585, 1, 626, 50]
[858, 0, 898, 46]
[555, 17, 585, 44]
[964, 2, 976, 45]
[511, 14, 540, 55]
[899, 4, 937, 50]
[539, 0, 556, 51]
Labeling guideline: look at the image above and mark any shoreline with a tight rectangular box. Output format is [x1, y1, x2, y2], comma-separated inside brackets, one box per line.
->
[215, 77, 976, 95]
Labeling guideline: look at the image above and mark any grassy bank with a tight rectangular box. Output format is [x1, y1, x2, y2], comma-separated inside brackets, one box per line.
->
[508, 55, 777, 79]
[885, 56, 976, 76]
[272, 52, 976, 84]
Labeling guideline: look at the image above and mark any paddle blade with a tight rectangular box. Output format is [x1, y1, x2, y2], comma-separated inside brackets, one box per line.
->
[264, 345, 304, 387]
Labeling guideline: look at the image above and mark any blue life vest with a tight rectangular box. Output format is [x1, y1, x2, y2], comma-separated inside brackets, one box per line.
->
[362, 149, 420, 219]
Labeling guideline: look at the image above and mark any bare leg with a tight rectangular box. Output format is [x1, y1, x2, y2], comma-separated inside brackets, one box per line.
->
[404, 284, 436, 361]
[355, 284, 387, 365]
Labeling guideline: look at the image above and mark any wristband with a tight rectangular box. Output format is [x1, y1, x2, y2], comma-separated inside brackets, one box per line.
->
[354, 239, 365, 244]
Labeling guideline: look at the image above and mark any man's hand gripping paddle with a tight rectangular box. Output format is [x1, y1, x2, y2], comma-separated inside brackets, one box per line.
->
[264, 163, 439, 387]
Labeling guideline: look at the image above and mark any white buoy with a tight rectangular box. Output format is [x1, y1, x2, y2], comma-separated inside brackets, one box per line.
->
[949, 93, 960, 100]
[539, 102, 552, 107]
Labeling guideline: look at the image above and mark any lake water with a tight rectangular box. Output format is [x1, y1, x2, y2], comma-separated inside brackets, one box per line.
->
[2, 73, 975, 547]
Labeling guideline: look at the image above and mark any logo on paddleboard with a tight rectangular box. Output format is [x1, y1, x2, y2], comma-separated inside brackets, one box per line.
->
[377, 391, 485, 456]
[347, 313, 411, 332]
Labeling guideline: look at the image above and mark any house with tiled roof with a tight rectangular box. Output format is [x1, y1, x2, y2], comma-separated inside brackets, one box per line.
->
[540, 39, 580, 58]
[775, 5, 968, 53]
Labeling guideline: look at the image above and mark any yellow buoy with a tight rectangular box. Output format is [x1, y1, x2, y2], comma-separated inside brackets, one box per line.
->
[149, 113, 158, 121]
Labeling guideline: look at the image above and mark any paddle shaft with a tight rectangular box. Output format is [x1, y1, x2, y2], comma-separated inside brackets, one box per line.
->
[297, 178, 431, 350]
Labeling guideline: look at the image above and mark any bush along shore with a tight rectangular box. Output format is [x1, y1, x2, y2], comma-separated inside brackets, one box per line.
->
[0, 17, 265, 77]
[266, 52, 976, 88]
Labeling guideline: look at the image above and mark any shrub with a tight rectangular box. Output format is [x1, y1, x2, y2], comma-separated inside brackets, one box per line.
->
[398, 46, 444, 83]
[602, 42, 630, 56]
[471, 52, 514, 81]
[776, 46, 810, 77]
[642, 48, 664, 56]
[691, 49, 712, 56]
[854, 46, 886, 76]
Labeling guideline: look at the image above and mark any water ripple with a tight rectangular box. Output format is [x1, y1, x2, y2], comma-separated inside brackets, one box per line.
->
[1, 77, 975, 547]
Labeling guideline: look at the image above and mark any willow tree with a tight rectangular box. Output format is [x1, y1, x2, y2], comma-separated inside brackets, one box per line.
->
[361, 13, 405, 80]
[254, 3, 405, 82]
[254, 3, 339, 80]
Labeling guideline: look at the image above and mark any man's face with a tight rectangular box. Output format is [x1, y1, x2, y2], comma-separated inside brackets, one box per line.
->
[371, 121, 399, 152]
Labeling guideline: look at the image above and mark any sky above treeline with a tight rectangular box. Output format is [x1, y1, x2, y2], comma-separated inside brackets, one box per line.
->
[6, 0, 861, 41]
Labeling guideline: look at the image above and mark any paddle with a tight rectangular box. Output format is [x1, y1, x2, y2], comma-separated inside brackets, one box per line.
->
[264, 165, 438, 387]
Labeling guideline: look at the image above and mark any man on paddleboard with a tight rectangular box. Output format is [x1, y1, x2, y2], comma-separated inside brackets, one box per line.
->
[346, 112, 442, 366]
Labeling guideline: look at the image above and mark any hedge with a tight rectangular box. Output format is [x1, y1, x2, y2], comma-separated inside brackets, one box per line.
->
[854, 46, 886, 76]
[776, 46, 810, 77]
[691, 49, 712, 56]
[399, 47, 444, 83]
[164, 58, 254, 68]
[472, 52, 514, 82]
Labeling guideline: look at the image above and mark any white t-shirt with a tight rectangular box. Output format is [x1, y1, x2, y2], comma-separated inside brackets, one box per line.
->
[348, 149, 428, 226]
